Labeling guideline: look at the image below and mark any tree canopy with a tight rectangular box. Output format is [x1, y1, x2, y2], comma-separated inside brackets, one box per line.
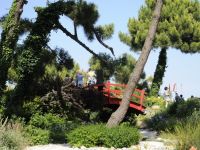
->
[0, 0, 115, 100]
[119, 0, 200, 95]
[120, 0, 200, 52]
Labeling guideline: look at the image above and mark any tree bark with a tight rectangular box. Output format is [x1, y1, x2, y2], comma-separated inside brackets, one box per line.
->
[150, 47, 167, 96]
[0, 0, 26, 93]
[106, 0, 163, 128]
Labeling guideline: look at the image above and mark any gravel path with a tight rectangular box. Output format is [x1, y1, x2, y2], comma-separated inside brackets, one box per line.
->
[25, 142, 174, 150]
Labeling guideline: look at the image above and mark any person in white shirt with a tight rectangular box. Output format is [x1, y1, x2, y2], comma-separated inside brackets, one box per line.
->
[87, 68, 96, 86]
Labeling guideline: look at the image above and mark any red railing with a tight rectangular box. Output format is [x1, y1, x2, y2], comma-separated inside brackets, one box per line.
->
[95, 81, 145, 112]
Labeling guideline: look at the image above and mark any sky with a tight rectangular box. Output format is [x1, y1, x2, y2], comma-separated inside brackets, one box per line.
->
[0, 0, 200, 99]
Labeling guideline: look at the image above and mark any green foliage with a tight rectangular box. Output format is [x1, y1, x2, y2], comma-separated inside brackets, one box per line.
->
[10, 0, 113, 102]
[120, 0, 200, 95]
[147, 98, 200, 132]
[29, 113, 65, 130]
[114, 53, 136, 84]
[175, 99, 200, 118]
[150, 48, 167, 96]
[163, 111, 200, 150]
[145, 96, 165, 108]
[119, 31, 131, 47]
[24, 125, 50, 145]
[67, 124, 140, 148]
[7, 67, 19, 82]
[43, 64, 68, 81]
[26, 113, 79, 144]
[122, 0, 200, 52]
[21, 97, 43, 119]
[69, 63, 80, 79]
[55, 48, 74, 70]
[69, 0, 99, 40]
[89, 53, 114, 82]
[4, 95, 43, 119]
[0, 117, 28, 150]
[0, 0, 26, 93]
[95, 24, 114, 40]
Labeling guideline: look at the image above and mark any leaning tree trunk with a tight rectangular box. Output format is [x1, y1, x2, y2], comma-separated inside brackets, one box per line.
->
[0, 0, 26, 94]
[106, 0, 163, 128]
[150, 47, 167, 96]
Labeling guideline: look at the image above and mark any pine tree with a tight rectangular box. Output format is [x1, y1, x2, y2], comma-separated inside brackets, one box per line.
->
[119, 0, 200, 95]
[107, 0, 163, 127]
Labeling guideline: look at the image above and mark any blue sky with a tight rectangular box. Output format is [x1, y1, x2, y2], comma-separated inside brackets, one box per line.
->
[1, 0, 200, 99]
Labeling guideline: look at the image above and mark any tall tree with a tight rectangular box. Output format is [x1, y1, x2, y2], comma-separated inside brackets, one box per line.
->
[119, 0, 200, 95]
[107, 0, 163, 127]
[0, 0, 27, 94]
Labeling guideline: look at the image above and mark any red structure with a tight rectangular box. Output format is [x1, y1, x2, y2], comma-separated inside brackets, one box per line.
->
[95, 81, 146, 113]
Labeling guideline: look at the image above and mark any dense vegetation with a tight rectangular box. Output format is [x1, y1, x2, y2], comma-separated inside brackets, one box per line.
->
[0, 0, 199, 149]
[146, 98, 200, 149]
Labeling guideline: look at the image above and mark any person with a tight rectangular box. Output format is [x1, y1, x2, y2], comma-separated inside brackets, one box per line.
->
[163, 86, 171, 107]
[175, 92, 181, 102]
[87, 68, 96, 86]
[75, 71, 83, 88]
[180, 94, 184, 101]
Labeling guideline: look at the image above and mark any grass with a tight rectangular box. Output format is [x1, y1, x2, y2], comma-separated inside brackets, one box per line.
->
[0, 117, 28, 150]
[161, 111, 200, 150]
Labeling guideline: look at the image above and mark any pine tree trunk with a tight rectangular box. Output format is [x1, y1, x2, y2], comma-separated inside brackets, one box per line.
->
[150, 47, 167, 96]
[0, 0, 26, 94]
[106, 0, 163, 128]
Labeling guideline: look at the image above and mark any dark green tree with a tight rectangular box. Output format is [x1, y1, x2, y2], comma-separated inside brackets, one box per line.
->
[119, 0, 200, 95]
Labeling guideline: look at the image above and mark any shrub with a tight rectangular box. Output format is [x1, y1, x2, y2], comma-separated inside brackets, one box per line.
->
[29, 113, 65, 130]
[67, 124, 140, 148]
[26, 113, 80, 144]
[24, 125, 50, 145]
[0, 118, 28, 150]
[176, 99, 200, 118]
[28, 113, 66, 143]
[147, 98, 200, 131]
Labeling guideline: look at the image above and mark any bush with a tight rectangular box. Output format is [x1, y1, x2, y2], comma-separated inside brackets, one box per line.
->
[146, 98, 200, 131]
[29, 113, 65, 130]
[26, 113, 80, 144]
[67, 124, 140, 148]
[24, 125, 50, 145]
[0, 118, 28, 150]
[176, 99, 200, 118]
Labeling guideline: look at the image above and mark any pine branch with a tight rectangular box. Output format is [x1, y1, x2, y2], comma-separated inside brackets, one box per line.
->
[56, 22, 108, 64]
[93, 28, 115, 56]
